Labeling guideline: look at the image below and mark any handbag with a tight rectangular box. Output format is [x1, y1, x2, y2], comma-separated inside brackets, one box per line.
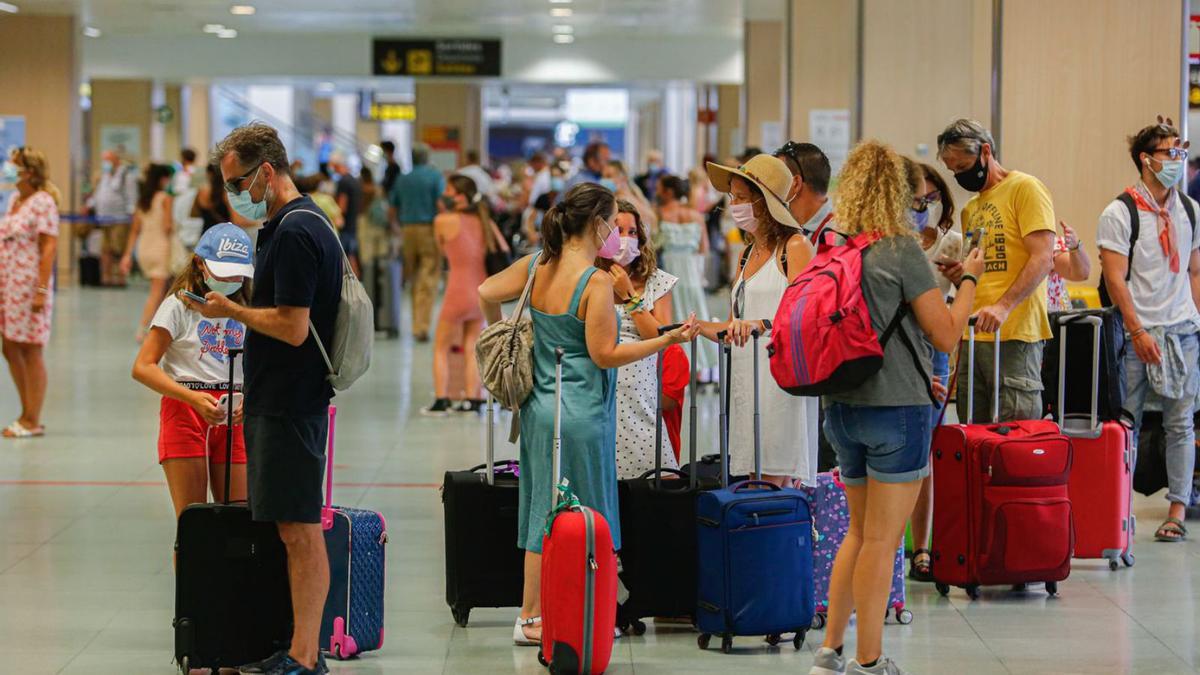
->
[476, 253, 540, 442]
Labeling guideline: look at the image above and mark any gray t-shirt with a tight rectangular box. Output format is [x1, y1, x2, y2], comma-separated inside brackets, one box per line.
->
[827, 235, 937, 407]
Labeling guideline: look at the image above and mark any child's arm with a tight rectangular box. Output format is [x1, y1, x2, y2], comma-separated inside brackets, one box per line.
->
[131, 326, 224, 425]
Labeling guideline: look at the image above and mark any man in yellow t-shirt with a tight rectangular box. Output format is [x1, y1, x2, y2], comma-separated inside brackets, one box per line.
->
[936, 119, 1056, 422]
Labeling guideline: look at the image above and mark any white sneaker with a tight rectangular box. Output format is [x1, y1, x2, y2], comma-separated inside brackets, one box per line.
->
[809, 647, 846, 675]
[512, 616, 541, 646]
[847, 656, 909, 675]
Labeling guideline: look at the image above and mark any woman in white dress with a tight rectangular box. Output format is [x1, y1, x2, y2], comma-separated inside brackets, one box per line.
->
[599, 200, 680, 479]
[700, 154, 820, 487]
[657, 174, 716, 382]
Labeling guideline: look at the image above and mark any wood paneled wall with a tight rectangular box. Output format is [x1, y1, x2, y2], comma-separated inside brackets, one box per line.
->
[786, 0, 856, 142]
[744, 20, 784, 149]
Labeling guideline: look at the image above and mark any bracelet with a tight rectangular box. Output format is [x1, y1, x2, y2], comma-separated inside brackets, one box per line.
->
[1130, 328, 1147, 339]
[626, 297, 645, 314]
[35, 286, 49, 295]
[960, 273, 978, 287]
[1067, 242, 1080, 252]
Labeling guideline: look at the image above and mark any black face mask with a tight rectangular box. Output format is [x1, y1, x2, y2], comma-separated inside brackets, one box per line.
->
[953, 154, 988, 192]
[440, 195, 459, 211]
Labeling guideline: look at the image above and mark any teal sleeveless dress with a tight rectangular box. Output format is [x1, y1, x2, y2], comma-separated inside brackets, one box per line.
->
[517, 259, 620, 553]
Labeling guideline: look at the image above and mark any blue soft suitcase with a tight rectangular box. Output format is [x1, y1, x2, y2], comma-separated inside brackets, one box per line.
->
[695, 327, 815, 653]
[320, 406, 388, 660]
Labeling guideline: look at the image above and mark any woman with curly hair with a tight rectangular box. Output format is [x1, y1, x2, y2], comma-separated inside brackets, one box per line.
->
[808, 141, 983, 675]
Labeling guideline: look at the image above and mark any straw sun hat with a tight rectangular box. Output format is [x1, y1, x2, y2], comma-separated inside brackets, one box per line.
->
[705, 154, 801, 230]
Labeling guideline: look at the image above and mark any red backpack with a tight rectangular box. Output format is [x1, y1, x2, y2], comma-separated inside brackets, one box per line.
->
[768, 232, 927, 397]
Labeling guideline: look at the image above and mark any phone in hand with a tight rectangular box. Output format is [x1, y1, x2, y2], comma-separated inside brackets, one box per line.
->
[217, 392, 244, 419]
[934, 256, 958, 268]
[965, 227, 987, 258]
[180, 290, 207, 304]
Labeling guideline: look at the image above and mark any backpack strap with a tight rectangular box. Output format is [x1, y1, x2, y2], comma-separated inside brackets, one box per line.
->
[877, 304, 938, 405]
[281, 207, 349, 379]
[1115, 192, 1139, 281]
[739, 243, 753, 273]
[1181, 192, 1197, 236]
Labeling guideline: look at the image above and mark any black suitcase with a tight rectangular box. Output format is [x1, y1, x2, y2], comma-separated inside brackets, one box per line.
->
[370, 256, 402, 338]
[173, 348, 293, 673]
[1042, 308, 1126, 422]
[617, 335, 718, 634]
[441, 396, 524, 626]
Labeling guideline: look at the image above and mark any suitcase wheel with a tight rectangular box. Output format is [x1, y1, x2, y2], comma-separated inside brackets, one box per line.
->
[1045, 581, 1058, 597]
[896, 609, 914, 625]
[765, 633, 781, 647]
[451, 607, 470, 627]
[627, 619, 647, 636]
[537, 649, 548, 667]
[721, 635, 733, 654]
[178, 656, 188, 675]
[1122, 552, 1135, 567]
[965, 584, 981, 601]
[811, 613, 827, 630]
[697, 633, 711, 650]
[935, 583, 950, 597]
[1108, 559, 1120, 572]
[793, 629, 807, 650]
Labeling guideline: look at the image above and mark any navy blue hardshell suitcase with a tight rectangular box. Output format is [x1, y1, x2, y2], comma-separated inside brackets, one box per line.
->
[321, 406, 388, 660]
[695, 327, 815, 653]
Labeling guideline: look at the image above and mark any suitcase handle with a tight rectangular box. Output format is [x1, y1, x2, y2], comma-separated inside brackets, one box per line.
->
[321, 405, 338, 531]
[221, 348, 242, 505]
[966, 317, 1002, 425]
[1056, 314, 1103, 435]
[637, 467, 689, 482]
[731, 480, 783, 493]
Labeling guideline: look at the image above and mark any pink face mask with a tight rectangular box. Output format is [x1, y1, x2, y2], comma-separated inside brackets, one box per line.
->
[597, 221, 622, 259]
[613, 236, 640, 266]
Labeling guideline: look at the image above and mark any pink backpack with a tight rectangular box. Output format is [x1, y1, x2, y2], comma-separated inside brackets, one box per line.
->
[768, 232, 914, 396]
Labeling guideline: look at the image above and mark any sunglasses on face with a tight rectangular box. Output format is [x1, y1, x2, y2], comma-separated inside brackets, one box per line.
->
[223, 165, 261, 194]
[913, 190, 941, 211]
[1150, 147, 1189, 161]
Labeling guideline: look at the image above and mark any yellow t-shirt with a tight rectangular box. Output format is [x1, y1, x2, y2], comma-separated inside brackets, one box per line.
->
[960, 171, 1056, 343]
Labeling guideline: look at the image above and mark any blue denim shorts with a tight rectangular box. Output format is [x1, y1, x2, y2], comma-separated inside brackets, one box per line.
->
[824, 402, 933, 485]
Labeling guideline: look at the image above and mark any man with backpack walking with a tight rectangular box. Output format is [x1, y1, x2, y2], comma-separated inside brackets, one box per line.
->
[936, 119, 1056, 423]
[1098, 119, 1200, 544]
[188, 123, 343, 675]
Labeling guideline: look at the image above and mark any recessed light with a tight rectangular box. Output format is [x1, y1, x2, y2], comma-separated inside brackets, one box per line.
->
[203, 23, 225, 33]
[216, 28, 238, 38]
[82, 26, 102, 38]
[0, 2, 18, 13]
[230, 4, 255, 15]
[549, 0, 571, 4]
[550, 7, 572, 17]
[553, 34, 574, 44]
[316, 82, 335, 92]
[552, 24, 573, 33]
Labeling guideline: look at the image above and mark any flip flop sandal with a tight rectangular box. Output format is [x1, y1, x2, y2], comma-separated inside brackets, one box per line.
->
[2, 421, 44, 439]
[1154, 517, 1188, 542]
[908, 548, 934, 582]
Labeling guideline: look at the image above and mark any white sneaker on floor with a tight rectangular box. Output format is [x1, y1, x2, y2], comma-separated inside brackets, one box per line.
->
[809, 646, 846, 675]
[847, 656, 909, 675]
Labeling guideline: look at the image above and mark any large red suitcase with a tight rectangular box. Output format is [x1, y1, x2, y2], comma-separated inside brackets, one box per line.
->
[931, 323, 1074, 600]
[1055, 313, 1134, 570]
[540, 348, 618, 674]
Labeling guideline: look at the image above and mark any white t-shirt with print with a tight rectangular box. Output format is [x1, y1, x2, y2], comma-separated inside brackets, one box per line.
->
[150, 295, 246, 387]
[1096, 185, 1200, 328]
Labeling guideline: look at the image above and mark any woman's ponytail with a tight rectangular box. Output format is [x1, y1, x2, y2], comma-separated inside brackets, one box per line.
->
[541, 204, 565, 260]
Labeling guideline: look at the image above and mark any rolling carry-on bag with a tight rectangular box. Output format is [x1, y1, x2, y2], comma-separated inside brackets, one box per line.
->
[173, 348, 293, 673]
[807, 470, 910, 629]
[320, 405, 388, 659]
[372, 256, 402, 338]
[696, 325, 815, 653]
[617, 333, 717, 635]
[1042, 307, 1125, 422]
[931, 320, 1075, 600]
[1054, 313, 1134, 570]
[540, 348, 618, 674]
[442, 395, 524, 626]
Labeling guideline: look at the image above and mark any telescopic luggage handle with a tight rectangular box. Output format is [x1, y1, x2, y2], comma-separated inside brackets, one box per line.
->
[551, 347, 565, 504]
[1056, 314, 1103, 436]
[654, 324, 684, 490]
[965, 317, 1002, 425]
[223, 348, 243, 505]
[715, 321, 772, 485]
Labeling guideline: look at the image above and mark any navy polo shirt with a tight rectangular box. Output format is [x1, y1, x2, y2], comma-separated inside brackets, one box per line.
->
[245, 195, 343, 416]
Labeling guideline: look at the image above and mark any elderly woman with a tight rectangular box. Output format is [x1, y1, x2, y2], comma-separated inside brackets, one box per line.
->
[0, 147, 60, 438]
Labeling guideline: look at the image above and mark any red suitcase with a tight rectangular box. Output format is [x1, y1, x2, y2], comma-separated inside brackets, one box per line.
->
[1055, 313, 1134, 570]
[540, 348, 618, 674]
[932, 322, 1074, 600]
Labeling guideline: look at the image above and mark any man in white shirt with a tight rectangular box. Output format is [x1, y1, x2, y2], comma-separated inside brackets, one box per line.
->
[456, 149, 495, 202]
[91, 149, 139, 286]
[1098, 120, 1200, 543]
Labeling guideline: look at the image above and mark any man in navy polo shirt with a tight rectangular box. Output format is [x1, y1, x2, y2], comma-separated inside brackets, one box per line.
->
[188, 123, 341, 675]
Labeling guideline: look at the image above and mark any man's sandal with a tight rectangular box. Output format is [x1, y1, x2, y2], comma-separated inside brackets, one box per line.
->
[1154, 517, 1188, 542]
[908, 548, 934, 582]
[2, 421, 44, 439]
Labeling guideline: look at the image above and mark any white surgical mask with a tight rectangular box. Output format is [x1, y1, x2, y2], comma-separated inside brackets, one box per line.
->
[730, 201, 759, 233]
[927, 202, 943, 230]
[613, 235, 640, 266]
[205, 275, 243, 296]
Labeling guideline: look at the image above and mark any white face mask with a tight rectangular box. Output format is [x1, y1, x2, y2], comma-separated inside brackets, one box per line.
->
[730, 201, 759, 233]
[927, 202, 944, 230]
[613, 235, 640, 266]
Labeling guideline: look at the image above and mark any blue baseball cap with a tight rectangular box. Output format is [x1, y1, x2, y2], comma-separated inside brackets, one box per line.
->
[195, 223, 254, 278]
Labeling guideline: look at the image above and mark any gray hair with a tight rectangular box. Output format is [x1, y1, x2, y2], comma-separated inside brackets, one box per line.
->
[212, 122, 290, 174]
[936, 119, 996, 158]
[411, 142, 431, 166]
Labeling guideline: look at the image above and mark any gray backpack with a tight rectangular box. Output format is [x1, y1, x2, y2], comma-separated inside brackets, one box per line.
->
[282, 209, 374, 390]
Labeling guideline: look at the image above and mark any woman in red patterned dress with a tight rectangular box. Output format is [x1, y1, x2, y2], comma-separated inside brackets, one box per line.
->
[0, 147, 60, 438]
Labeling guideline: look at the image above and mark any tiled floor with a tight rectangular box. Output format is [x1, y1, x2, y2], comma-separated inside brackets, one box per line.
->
[2, 284, 1199, 674]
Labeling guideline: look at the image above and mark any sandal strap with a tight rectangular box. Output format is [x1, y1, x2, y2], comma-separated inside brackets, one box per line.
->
[1162, 517, 1188, 534]
[518, 616, 542, 627]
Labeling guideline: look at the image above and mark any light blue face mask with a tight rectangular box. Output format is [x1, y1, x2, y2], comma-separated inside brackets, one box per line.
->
[228, 167, 268, 221]
[1152, 157, 1185, 188]
[599, 178, 618, 192]
[1, 162, 17, 184]
[204, 275, 243, 296]
[101, 160, 113, 174]
[910, 207, 930, 231]
[550, 177, 565, 192]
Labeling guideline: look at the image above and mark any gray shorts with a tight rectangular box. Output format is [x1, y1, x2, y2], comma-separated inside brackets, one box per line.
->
[955, 339, 1044, 423]
[245, 413, 327, 524]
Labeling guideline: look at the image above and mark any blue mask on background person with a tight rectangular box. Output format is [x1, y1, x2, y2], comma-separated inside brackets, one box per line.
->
[204, 275, 243, 296]
[101, 160, 113, 174]
[910, 207, 929, 231]
[600, 178, 618, 193]
[550, 177, 565, 192]
[1, 162, 17, 184]
[1152, 157, 1185, 188]
[228, 167, 268, 221]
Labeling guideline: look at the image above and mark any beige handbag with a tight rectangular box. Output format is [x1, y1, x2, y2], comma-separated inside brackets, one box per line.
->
[476, 255, 540, 442]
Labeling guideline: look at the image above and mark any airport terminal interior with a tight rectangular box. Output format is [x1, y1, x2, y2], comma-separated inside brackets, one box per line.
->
[4, 1, 1200, 674]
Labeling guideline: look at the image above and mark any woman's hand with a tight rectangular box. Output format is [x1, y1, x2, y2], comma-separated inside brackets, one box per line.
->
[119, 254, 133, 277]
[932, 375, 948, 404]
[664, 313, 700, 345]
[31, 289, 47, 312]
[1061, 221, 1079, 251]
[724, 318, 763, 347]
[233, 400, 245, 425]
[609, 265, 635, 302]
[189, 391, 225, 426]
[961, 247, 984, 279]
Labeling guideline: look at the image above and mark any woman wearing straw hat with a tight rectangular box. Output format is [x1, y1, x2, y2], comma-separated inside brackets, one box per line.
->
[700, 154, 820, 487]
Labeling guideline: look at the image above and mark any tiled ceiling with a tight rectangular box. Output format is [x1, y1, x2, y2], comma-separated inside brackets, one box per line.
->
[11, 0, 759, 38]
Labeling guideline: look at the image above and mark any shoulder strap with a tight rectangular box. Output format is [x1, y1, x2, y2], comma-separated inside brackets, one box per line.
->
[281, 207, 353, 377]
[567, 267, 598, 317]
[1181, 192, 1197, 233]
[1116, 192, 1139, 281]
[876, 304, 938, 404]
[739, 243, 753, 271]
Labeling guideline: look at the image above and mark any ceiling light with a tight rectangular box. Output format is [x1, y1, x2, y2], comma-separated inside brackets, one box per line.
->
[552, 24, 573, 33]
[230, 4, 255, 15]
[316, 82, 335, 92]
[82, 26, 102, 38]
[549, 0, 571, 3]
[216, 28, 238, 38]
[203, 23, 225, 33]
[553, 34, 574, 44]
[0, 3, 18, 13]
[550, 7, 572, 16]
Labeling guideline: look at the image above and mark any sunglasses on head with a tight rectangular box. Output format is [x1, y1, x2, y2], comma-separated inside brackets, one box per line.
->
[774, 141, 807, 182]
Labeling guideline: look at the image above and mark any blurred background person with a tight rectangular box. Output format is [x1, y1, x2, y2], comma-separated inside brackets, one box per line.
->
[635, 148, 668, 203]
[91, 149, 138, 286]
[121, 163, 176, 343]
[390, 143, 446, 342]
[657, 173, 715, 382]
[328, 151, 363, 277]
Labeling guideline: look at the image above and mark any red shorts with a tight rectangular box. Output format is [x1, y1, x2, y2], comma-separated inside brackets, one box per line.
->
[158, 393, 247, 464]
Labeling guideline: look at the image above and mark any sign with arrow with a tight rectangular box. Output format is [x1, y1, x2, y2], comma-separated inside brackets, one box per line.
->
[372, 38, 501, 77]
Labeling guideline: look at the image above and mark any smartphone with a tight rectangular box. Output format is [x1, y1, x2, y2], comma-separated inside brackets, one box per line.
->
[962, 227, 987, 260]
[934, 256, 958, 268]
[180, 290, 207, 304]
[217, 392, 244, 418]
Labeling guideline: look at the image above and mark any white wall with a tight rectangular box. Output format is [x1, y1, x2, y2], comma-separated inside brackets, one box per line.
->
[81, 33, 743, 84]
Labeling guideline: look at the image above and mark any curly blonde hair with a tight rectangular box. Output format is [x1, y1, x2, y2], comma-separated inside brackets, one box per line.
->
[832, 140, 913, 240]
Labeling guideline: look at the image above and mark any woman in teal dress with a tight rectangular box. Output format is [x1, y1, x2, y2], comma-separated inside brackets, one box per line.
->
[479, 183, 699, 647]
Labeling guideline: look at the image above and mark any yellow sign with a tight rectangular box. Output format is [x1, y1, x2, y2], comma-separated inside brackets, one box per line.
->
[368, 103, 416, 122]
[407, 49, 433, 75]
[379, 49, 402, 75]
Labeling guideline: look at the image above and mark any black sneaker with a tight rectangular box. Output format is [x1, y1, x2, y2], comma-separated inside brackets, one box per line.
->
[421, 398, 453, 417]
[260, 653, 327, 675]
[453, 399, 486, 414]
[239, 649, 288, 674]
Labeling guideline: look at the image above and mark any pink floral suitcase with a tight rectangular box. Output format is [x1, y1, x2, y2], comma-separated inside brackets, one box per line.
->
[805, 471, 911, 628]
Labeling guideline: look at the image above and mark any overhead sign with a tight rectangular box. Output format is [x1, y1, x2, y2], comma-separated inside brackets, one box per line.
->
[367, 103, 416, 121]
[373, 38, 501, 77]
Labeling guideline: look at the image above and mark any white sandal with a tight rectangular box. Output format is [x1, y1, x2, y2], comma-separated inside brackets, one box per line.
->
[513, 616, 542, 646]
[2, 421, 44, 439]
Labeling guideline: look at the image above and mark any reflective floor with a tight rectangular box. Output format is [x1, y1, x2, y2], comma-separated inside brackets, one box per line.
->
[2, 284, 1199, 674]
